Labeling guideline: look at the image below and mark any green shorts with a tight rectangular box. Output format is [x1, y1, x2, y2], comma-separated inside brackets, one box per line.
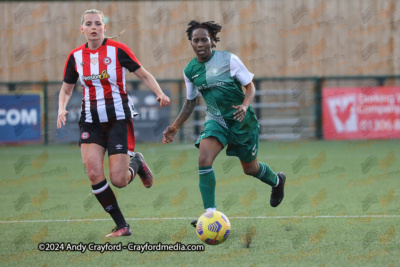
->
[195, 120, 259, 163]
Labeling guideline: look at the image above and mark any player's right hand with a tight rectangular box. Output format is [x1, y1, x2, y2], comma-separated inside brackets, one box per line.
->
[157, 93, 170, 108]
[57, 110, 68, 129]
[162, 125, 178, 144]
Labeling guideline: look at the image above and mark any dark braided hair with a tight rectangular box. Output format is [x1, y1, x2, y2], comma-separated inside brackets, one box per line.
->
[186, 20, 222, 48]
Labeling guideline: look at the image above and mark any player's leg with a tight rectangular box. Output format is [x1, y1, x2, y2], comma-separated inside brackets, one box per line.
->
[108, 152, 153, 189]
[191, 121, 229, 227]
[232, 125, 286, 207]
[81, 143, 130, 237]
[198, 137, 224, 211]
[190, 137, 224, 227]
[130, 152, 153, 188]
[240, 158, 286, 207]
[107, 118, 153, 189]
[108, 154, 131, 188]
[80, 122, 130, 237]
[81, 143, 106, 185]
[125, 117, 154, 188]
[241, 158, 277, 186]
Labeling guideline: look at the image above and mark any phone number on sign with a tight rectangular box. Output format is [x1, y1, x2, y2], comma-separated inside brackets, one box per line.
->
[360, 119, 400, 132]
[38, 242, 205, 253]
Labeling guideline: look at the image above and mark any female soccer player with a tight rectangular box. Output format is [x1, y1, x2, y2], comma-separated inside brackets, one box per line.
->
[162, 21, 286, 225]
[57, 9, 170, 237]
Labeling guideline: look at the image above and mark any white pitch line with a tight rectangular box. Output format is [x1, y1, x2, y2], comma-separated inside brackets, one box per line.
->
[230, 215, 400, 219]
[1, 214, 400, 224]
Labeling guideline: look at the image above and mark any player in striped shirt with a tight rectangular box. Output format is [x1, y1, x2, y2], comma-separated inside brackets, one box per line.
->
[162, 21, 286, 226]
[57, 9, 170, 237]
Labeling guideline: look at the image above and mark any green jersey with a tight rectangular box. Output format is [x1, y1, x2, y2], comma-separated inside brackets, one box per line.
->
[184, 50, 258, 134]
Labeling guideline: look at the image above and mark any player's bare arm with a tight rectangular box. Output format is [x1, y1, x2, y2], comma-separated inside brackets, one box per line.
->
[133, 67, 170, 107]
[162, 96, 198, 143]
[233, 82, 255, 122]
[57, 82, 75, 129]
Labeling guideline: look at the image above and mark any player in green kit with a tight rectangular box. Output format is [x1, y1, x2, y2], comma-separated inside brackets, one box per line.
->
[162, 21, 286, 225]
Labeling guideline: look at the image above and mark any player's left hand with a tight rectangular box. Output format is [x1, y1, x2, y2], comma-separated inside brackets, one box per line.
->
[157, 93, 170, 107]
[233, 104, 248, 122]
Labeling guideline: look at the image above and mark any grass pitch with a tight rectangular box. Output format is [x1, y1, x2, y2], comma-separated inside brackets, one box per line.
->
[0, 139, 399, 266]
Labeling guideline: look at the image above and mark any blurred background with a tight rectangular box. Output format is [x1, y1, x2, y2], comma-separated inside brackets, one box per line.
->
[1, 2, 400, 265]
[1, 0, 399, 145]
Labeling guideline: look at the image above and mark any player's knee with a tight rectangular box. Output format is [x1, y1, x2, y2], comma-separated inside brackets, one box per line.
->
[243, 167, 258, 176]
[110, 179, 127, 188]
[199, 154, 212, 166]
[85, 165, 103, 183]
[109, 170, 128, 188]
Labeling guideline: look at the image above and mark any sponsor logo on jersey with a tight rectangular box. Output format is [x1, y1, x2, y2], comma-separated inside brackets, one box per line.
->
[195, 82, 225, 91]
[103, 57, 112, 65]
[82, 70, 111, 81]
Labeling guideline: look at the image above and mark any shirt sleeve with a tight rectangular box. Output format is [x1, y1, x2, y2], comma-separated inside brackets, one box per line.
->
[184, 71, 198, 100]
[63, 52, 79, 84]
[230, 54, 254, 86]
[118, 45, 141, 73]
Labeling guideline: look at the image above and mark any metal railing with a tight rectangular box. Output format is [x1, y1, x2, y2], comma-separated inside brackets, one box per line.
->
[1, 75, 400, 144]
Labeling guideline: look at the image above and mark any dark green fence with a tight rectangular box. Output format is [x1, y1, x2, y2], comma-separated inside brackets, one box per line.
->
[1, 75, 399, 144]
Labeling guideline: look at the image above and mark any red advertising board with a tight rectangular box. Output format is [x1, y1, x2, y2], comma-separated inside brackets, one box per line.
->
[323, 87, 400, 139]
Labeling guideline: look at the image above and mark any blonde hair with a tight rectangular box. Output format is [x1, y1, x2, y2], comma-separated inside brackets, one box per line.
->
[81, 9, 105, 25]
[81, 9, 125, 39]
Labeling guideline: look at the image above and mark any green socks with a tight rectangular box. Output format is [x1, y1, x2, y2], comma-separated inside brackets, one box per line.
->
[199, 166, 216, 209]
[255, 162, 278, 187]
[198, 163, 276, 209]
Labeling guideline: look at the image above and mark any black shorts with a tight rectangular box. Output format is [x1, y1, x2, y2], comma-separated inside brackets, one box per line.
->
[79, 119, 135, 156]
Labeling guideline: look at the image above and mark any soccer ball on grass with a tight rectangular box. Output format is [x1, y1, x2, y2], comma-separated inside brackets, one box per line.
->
[196, 210, 231, 245]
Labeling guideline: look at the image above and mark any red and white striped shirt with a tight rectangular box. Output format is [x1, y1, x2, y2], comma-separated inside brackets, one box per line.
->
[63, 38, 140, 123]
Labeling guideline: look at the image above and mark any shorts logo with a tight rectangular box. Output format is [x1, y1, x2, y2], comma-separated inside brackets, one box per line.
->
[103, 57, 112, 65]
[197, 133, 205, 142]
[81, 132, 90, 139]
[116, 144, 123, 150]
[251, 144, 257, 156]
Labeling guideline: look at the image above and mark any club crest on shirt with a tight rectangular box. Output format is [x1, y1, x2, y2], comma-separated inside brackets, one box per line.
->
[82, 70, 111, 81]
[103, 57, 112, 65]
[210, 67, 218, 76]
[90, 57, 98, 65]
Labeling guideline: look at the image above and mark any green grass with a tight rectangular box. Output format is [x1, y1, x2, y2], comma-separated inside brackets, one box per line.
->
[0, 139, 399, 266]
